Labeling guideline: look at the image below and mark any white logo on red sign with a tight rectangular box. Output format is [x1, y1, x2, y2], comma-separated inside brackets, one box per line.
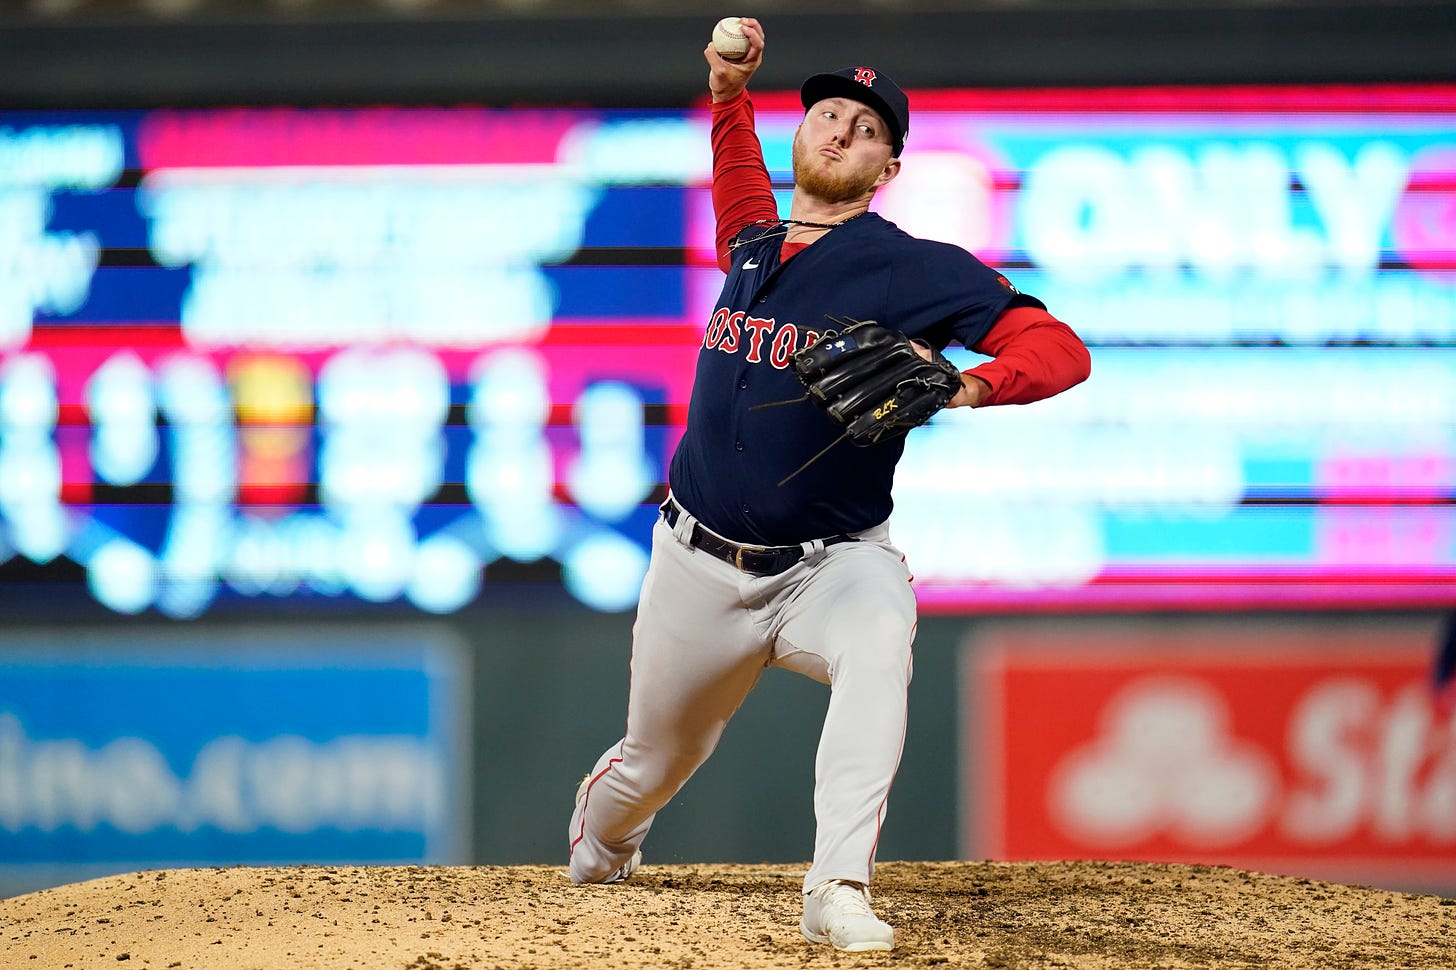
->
[1047, 677, 1280, 848]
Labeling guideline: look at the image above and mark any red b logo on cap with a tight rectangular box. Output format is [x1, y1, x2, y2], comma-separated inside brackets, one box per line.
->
[854, 68, 877, 87]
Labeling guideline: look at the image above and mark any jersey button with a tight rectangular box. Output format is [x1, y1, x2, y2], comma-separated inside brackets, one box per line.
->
[757, 296, 767, 303]
[735, 441, 744, 451]
[741, 504, 750, 514]
[738, 378, 748, 389]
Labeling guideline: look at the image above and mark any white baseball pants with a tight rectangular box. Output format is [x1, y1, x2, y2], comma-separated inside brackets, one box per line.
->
[568, 500, 917, 891]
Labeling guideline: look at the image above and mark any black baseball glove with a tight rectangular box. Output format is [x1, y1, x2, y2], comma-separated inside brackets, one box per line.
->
[792, 317, 964, 446]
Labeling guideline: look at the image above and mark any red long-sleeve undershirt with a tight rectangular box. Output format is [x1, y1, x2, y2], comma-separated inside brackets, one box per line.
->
[709, 91, 1090, 407]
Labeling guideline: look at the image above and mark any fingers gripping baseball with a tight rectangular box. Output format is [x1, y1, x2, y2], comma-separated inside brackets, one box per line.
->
[706, 17, 765, 102]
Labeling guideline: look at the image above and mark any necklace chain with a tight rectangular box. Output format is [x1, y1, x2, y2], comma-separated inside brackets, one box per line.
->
[759, 212, 867, 231]
[728, 212, 867, 252]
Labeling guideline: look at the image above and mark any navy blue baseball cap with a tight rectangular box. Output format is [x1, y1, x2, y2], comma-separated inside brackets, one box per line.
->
[800, 66, 910, 156]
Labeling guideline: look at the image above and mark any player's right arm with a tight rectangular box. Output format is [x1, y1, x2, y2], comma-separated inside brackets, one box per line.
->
[704, 18, 779, 272]
[705, 16, 764, 103]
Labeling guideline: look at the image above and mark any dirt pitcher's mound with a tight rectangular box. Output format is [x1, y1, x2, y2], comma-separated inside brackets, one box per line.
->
[3, 860, 1453, 969]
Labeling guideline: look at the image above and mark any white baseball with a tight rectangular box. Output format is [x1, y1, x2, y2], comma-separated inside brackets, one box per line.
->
[711, 17, 749, 61]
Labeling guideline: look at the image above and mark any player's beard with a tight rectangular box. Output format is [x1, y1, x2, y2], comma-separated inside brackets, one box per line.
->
[791, 135, 883, 205]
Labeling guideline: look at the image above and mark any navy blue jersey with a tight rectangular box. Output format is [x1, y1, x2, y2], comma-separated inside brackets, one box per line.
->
[668, 213, 1043, 545]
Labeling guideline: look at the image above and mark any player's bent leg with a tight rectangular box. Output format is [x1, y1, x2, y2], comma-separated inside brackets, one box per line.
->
[804, 594, 914, 889]
[568, 512, 770, 885]
[568, 722, 749, 884]
[771, 531, 916, 893]
[568, 744, 651, 884]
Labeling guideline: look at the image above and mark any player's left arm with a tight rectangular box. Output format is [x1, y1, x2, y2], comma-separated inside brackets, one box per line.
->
[917, 306, 1091, 409]
[899, 243, 1090, 409]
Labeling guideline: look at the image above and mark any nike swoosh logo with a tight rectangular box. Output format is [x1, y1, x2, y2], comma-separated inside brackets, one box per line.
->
[743, 258, 760, 270]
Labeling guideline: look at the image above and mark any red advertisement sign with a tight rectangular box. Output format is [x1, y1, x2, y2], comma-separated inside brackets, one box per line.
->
[963, 617, 1456, 890]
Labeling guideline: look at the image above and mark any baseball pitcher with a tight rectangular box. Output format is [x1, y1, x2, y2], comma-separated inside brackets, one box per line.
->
[567, 17, 1092, 953]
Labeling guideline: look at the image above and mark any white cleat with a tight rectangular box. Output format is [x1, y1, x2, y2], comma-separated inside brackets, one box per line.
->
[573, 773, 642, 884]
[601, 849, 642, 884]
[800, 880, 894, 952]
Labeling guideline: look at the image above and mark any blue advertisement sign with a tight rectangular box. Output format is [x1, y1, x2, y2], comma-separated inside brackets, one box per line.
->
[0, 624, 469, 895]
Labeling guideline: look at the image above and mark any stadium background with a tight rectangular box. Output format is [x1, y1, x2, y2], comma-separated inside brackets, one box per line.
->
[1, 0, 1453, 902]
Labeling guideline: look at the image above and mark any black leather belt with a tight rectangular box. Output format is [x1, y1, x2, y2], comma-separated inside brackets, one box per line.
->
[660, 500, 856, 577]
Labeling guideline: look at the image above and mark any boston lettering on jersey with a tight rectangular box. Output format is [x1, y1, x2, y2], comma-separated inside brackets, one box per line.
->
[702, 308, 823, 368]
[669, 212, 1041, 547]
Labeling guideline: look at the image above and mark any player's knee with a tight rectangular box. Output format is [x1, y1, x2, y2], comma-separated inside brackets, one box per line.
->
[844, 647, 912, 687]
[824, 611, 913, 681]
[828, 603, 912, 653]
[621, 741, 712, 803]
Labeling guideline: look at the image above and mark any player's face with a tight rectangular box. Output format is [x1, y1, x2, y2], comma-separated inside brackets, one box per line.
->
[792, 98, 900, 204]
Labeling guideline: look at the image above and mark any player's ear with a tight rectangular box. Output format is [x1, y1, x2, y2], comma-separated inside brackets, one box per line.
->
[875, 157, 901, 188]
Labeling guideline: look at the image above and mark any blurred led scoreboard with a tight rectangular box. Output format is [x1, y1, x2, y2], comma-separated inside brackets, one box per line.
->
[1, 85, 1453, 618]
